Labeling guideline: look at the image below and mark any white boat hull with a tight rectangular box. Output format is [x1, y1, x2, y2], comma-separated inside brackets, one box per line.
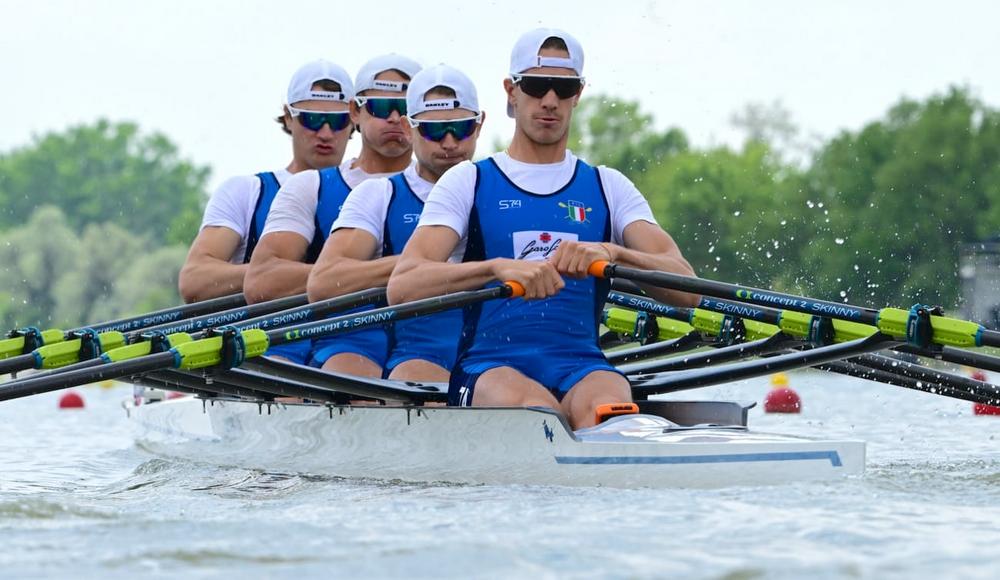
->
[125, 397, 864, 488]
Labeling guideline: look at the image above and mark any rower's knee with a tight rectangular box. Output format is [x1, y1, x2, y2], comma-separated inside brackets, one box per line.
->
[321, 353, 383, 378]
[388, 359, 450, 382]
[472, 366, 560, 408]
[562, 371, 632, 430]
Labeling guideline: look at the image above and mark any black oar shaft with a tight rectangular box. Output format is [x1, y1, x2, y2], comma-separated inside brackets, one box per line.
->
[267, 285, 513, 346]
[605, 332, 705, 365]
[0, 352, 176, 402]
[86, 293, 246, 334]
[602, 263, 880, 326]
[622, 333, 796, 376]
[817, 359, 1000, 406]
[130, 293, 309, 339]
[631, 333, 895, 396]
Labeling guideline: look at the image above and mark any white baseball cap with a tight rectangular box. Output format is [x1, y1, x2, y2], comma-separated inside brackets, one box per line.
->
[355, 53, 423, 95]
[509, 28, 585, 76]
[406, 64, 480, 118]
[286, 60, 355, 106]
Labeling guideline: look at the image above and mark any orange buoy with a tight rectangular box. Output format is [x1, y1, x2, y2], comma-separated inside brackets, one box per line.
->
[764, 372, 801, 413]
[165, 391, 187, 400]
[58, 390, 85, 409]
[969, 370, 1000, 415]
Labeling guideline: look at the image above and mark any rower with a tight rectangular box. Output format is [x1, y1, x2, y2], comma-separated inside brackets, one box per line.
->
[178, 60, 355, 303]
[244, 54, 421, 370]
[308, 64, 484, 382]
[388, 28, 700, 429]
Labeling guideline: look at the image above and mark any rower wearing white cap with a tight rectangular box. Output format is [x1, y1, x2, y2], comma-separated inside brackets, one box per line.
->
[388, 29, 699, 429]
[309, 64, 484, 381]
[244, 54, 421, 371]
[178, 60, 354, 303]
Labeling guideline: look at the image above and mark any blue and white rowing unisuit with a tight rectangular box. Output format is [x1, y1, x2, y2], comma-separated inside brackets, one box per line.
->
[382, 173, 462, 374]
[248, 170, 318, 364]
[450, 158, 621, 405]
[243, 171, 282, 264]
[308, 166, 389, 369]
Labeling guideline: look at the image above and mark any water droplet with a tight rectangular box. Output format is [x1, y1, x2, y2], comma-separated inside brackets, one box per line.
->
[835, 238, 845, 245]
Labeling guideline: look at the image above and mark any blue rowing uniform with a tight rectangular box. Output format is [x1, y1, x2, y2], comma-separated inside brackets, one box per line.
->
[449, 158, 621, 406]
[308, 167, 389, 369]
[382, 174, 462, 374]
[243, 172, 281, 263]
[247, 171, 312, 364]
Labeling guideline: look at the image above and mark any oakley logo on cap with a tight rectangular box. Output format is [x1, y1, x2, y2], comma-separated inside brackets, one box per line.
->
[422, 99, 461, 110]
[372, 80, 408, 92]
[309, 91, 346, 101]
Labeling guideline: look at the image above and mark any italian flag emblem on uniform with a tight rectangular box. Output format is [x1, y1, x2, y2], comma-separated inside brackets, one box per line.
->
[559, 200, 592, 223]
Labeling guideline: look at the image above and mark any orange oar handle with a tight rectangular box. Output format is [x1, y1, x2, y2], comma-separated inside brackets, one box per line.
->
[588, 260, 611, 278]
[504, 281, 526, 298]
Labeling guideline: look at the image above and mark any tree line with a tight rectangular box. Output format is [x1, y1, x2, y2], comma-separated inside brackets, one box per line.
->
[1, 86, 997, 329]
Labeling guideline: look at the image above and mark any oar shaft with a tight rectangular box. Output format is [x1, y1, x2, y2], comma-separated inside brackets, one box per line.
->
[596, 262, 880, 326]
[85, 293, 246, 334]
[631, 333, 895, 396]
[605, 332, 705, 365]
[0, 352, 176, 402]
[267, 285, 516, 346]
[622, 333, 796, 376]
[130, 293, 309, 339]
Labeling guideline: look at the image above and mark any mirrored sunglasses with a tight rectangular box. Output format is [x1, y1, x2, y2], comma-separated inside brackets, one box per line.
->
[288, 106, 351, 132]
[355, 97, 408, 119]
[511, 74, 584, 99]
[407, 114, 482, 142]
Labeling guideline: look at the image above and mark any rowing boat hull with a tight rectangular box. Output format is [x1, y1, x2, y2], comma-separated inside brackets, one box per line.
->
[125, 397, 864, 488]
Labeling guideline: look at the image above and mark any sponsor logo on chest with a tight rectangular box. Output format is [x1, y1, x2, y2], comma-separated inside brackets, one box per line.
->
[512, 230, 578, 261]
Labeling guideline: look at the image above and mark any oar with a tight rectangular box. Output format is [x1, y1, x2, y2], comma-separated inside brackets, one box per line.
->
[0, 282, 523, 403]
[0, 288, 387, 385]
[629, 332, 898, 396]
[0, 292, 246, 361]
[591, 261, 1000, 350]
[0, 293, 310, 377]
[816, 358, 1000, 406]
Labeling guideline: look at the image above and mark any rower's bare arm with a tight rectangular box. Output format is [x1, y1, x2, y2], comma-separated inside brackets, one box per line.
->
[243, 232, 312, 304]
[617, 221, 700, 307]
[389, 226, 564, 304]
[178, 227, 247, 303]
[307, 228, 395, 301]
[388, 226, 489, 304]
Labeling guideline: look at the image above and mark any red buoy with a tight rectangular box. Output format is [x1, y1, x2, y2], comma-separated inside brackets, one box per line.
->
[58, 390, 85, 409]
[969, 370, 1000, 415]
[165, 391, 187, 400]
[973, 403, 1000, 416]
[764, 373, 801, 414]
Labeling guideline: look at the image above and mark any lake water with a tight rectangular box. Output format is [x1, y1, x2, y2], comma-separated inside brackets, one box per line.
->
[2, 370, 999, 579]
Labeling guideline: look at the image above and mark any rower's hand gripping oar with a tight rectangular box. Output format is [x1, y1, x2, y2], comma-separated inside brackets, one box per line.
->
[0, 282, 525, 403]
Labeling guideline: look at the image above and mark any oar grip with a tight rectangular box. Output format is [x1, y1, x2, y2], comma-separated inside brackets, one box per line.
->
[504, 281, 526, 298]
[588, 260, 611, 278]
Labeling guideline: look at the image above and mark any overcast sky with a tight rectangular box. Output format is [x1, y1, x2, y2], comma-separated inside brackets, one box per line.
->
[3, 0, 998, 191]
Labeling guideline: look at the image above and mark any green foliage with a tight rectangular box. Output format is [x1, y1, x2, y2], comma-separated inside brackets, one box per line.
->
[0, 119, 210, 245]
[803, 87, 1000, 306]
[0, 206, 185, 330]
[570, 95, 688, 173]
[573, 87, 1000, 309]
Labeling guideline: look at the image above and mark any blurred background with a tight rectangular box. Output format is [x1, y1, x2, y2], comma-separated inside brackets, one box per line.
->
[2, 0, 999, 329]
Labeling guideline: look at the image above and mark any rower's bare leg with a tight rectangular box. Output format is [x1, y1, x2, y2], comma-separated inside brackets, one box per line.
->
[472, 366, 561, 409]
[321, 353, 382, 378]
[560, 371, 633, 430]
[388, 359, 450, 382]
